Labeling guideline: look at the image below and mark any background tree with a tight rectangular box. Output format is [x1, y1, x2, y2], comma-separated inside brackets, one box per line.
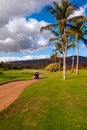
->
[70, 39, 76, 72]
[68, 21, 87, 74]
[50, 52, 58, 63]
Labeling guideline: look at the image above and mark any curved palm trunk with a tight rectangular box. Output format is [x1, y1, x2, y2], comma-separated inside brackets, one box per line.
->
[71, 48, 74, 72]
[76, 40, 79, 75]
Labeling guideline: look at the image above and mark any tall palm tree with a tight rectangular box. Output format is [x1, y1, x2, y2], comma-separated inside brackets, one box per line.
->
[71, 39, 76, 72]
[68, 21, 87, 74]
[48, 27, 64, 71]
[49, 27, 74, 72]
[67, 38, 76, 72]
[54, 43, 63, 71]
[40, 0, 86, 79]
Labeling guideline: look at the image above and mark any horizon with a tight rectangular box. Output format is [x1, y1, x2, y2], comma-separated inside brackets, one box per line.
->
[4, 55, 87, 63]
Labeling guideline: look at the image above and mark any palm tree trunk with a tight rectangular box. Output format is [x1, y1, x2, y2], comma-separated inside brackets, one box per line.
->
[59, 57, 61, 71]
[63, 49, 67, 80]
[71, 48, 74, 72]
[76, 40, 79, 75]
[63, 27, 67, 80]
[55, 57, 57, 63]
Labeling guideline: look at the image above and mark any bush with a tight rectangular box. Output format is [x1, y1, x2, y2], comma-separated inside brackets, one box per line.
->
[45, 63, 59, 72]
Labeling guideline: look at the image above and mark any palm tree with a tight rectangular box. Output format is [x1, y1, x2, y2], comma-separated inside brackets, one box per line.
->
[71, 39, 76, 72]
[48, 26, 64, 71]
[40, 0, 86, 79]
[67, 38, 76, 72]
[50, 52, 58, 63]
[45, 24, 64, 71]
[68, 21, 87, 74]
[54, 43, 63, 71]
[49, 28, 74, 72]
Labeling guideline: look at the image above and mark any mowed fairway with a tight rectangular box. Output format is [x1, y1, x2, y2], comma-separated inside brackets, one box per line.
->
[0, 69, 87, 130]
[0, 69, 34, 84]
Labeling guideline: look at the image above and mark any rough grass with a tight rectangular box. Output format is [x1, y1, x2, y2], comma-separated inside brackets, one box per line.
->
[0, 69, 87, 130]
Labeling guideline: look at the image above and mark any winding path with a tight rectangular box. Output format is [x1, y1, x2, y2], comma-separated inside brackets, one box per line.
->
[0, 79, 40, 112]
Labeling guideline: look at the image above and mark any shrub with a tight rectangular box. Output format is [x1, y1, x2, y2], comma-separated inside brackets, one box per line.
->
[45, 63, 59, 72]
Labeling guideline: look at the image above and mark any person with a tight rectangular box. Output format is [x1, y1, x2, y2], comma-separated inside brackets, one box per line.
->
[33, 72, 39, 79]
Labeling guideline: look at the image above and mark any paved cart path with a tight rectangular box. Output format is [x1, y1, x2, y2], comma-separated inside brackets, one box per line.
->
[0, 79, 40, 112]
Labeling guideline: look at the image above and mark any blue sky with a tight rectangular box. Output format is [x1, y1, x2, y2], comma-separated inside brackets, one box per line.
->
[0, 0, 87, 62]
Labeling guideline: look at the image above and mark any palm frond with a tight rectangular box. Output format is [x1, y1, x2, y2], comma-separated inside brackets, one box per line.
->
[49, 37, 58, 41]
[52, 1, 59, 9]
[67, 44, 72, 49]
[81, 37, 87, 47]
[47, 2, 62, 20]
[68, 39, 76, 48]
[65, 3, 73, 19]
[48, 28, 60, 37]
[40, 24, 58, 32]
[79, 23, 85, 31]
[81, 31, 87, 36]
[65, 29, 75, 37]
[69, 16, 87, 22]
[61, 0, 68, 8]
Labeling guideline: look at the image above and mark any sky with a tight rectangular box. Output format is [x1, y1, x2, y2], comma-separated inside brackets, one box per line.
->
[0, 0, 87, 62]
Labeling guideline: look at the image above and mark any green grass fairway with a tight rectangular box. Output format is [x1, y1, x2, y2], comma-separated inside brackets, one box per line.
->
[0, 69, 37, 84]
[0, 69, 87, 130]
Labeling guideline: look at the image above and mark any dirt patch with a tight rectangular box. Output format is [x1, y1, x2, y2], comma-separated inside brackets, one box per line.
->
[0, 79, 40, 112]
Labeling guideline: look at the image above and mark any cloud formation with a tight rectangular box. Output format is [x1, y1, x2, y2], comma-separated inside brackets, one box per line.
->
[0, 0, 86, 62]
[0, 0, 57, 54]
[0, 0, 55, 26]
[0, 18, 51, 53]
[0, 55, 50, 62]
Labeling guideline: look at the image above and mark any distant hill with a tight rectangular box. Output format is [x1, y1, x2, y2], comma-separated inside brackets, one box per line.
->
[6, 58, 52, 69]
[66, 56, 87, 66]
[6, 56, 87, 69]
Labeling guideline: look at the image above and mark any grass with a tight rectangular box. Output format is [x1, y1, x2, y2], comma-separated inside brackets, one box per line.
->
[0, 69, 87, 130]
[0, 69, 44, 84]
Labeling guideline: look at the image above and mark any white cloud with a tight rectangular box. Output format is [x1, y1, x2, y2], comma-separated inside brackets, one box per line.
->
[69, 4, 87, 18]
[0, 0, 60, 26]
[0, 0, 86, 60]
[0, 55, 50, 62]
[37, 37, 48, 46]
[81, 44, 86, 48]
[0, 18, 51, 53]
[73, 7, 85, 16]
